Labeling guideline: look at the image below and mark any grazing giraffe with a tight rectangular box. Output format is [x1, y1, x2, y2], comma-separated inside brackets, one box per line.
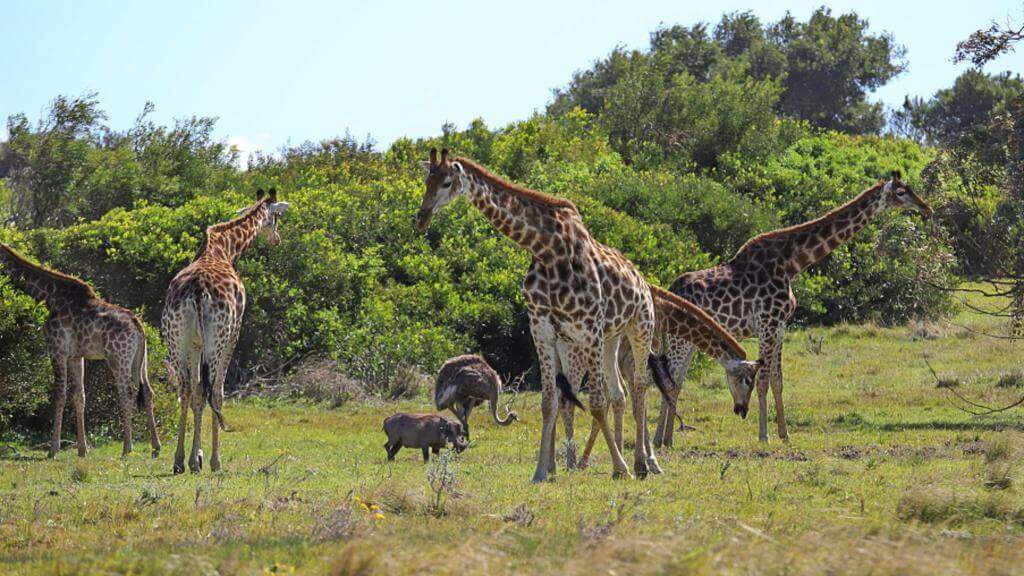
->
[0, 243, 159, 458]
[162, 188, 290, 474]
[655, 171, 933, 445]
[415, 149, 748, 481]
[560, 285, 760, 469]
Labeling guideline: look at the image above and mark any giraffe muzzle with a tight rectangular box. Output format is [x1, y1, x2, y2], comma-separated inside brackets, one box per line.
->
[734, 404, 749, 419]
[415, 209, 433, 232]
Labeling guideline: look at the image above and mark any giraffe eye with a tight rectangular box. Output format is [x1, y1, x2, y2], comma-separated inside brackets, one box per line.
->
[441, 180, 452, 189]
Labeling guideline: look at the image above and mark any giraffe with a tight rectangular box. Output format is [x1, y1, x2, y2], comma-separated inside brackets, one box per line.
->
[561, 284, 761, 469]
[654, 171, 933, 445]
[0, 243, 160, 459]
[161, 188, 290, 474]
[416, 148, 743, 481]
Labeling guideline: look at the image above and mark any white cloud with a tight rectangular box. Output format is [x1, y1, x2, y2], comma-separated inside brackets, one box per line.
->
[226, 133, 272, 170]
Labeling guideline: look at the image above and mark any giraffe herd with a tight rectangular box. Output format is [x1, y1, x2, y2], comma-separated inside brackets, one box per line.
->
[0, 149, 932, 483]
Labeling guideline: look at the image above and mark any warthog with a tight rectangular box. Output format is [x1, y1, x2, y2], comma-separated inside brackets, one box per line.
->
[434, 354, 518, 439]
[382, 413, 468, 462]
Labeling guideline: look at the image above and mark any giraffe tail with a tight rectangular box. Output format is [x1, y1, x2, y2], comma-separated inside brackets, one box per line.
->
[647, 353, 675, 404]
[556, 372, 585, 410]
[201, 360, 227, 431]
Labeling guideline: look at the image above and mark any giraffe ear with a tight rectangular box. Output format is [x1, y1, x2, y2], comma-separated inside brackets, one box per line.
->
[451, 161, 465, 174]
[268, 187, 278, 203]
[256, 188, 265, 201]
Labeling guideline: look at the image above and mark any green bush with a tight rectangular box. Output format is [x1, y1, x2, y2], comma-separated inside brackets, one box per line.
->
[0, 82, 961, 430]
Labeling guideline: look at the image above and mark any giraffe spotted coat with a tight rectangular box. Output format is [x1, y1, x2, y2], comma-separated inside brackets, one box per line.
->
[162, 188, 289, 474]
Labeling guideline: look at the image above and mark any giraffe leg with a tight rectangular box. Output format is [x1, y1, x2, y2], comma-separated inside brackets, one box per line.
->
[591, 397, 630, 480]
[657, 344, 694, 449]
[48, 353, 69, 459]
[531, 317, 560, 483]
[560, 398, 577, 470]
[172, 347, 198, 474]
[768, 328, 788, 443]
[137, 337, 161, 458]
[607, 349, 627, 458]
[68, 357, 88, 458]
[578, 418, 599, 469]
[756, 323, 781, 443]
[626, 329, 659, 477]
[654, 395, 669, 450]
[585, 341, 630, 480]
[556, 340, 584, 471]
[113, 362, 135, 457]
[189, 387, 205, 473]
[144, 385, 160, 458]
[209, 315, 242, 473]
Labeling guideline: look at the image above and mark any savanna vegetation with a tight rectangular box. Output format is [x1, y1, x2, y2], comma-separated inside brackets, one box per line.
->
[1, 7, 1023, 574]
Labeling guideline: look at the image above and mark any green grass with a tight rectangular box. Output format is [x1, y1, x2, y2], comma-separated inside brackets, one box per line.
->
[3, 287, 1024, 574]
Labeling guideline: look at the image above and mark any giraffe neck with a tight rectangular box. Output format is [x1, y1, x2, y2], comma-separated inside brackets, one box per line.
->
[458, 162, 574, 260]
[199, 203, 270, 264]
[0, 243, 95, 306]
[733, 183, 887, 276]
[784, 186, 886, 275]
[653, 287, 746, 364]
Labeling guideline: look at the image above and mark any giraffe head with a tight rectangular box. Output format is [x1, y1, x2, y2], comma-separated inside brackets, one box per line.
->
[881, 171, 933, 218]
[416, 148, 467, 231]
[724, 359, 761, 419]
[247, 188, 291, 245]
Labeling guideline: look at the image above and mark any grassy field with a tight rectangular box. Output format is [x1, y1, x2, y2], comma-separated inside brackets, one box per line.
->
[3, 289, 1024, 575]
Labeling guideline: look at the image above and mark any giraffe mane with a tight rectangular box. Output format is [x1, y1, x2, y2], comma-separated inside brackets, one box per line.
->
[0, 243, 98, 300]
[454, 157, 578, 211]
[205, 198, 269, 236]
[649, 284, 746, 359]
[731, 181, 885, 259]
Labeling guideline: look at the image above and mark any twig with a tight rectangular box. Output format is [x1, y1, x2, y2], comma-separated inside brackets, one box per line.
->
[924, 353, 1024, 416]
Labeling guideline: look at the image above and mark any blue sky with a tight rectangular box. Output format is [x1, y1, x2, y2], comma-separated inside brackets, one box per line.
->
[2, 0, 1022, 160]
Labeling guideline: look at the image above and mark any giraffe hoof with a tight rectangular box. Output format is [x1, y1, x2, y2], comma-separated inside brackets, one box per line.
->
[151, 447, 161, 459]
[634, 462, 649, 479]
[173, 463, 185, 475]
[577, 458, 590, 470]
[612, 468, 633, 480]
[189, 451, 204, 474]
[647, 458, 663, 474]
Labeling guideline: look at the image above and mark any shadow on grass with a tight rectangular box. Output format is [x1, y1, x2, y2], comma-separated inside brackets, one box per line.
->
[830, 411, 1024, 433]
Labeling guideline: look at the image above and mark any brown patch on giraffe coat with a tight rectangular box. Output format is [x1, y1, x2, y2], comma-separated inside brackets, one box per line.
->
[453, 157, 577, 211]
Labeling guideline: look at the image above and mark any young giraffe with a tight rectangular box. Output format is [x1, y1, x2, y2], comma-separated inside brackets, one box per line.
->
[162, 188, 290, 474]
[416, 149, 750, 481]
[655, 172, 933, 445]
[561, 285, 760, 469]
[0, 243, 160, 458]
